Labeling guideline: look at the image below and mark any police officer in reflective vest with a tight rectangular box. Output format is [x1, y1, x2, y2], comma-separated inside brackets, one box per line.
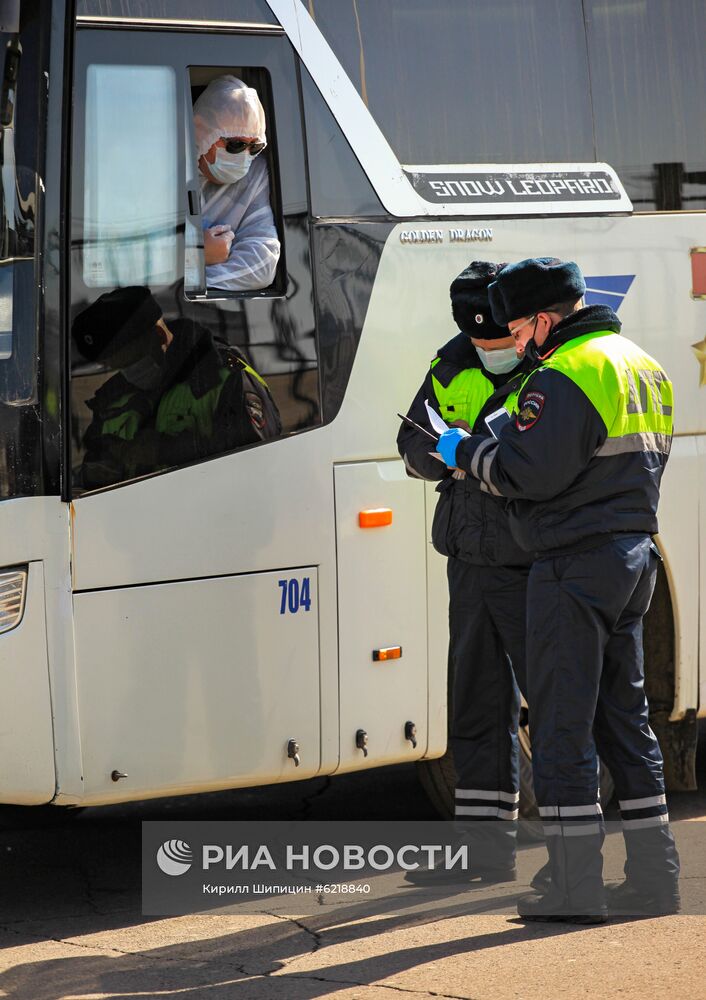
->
[436, 257, 680, 922]
[72, 286, 279, 489]
[398, 261, 534, 883]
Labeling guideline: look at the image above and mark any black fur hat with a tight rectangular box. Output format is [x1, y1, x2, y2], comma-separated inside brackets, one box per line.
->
[449, 260, 509, 340]
[488, 257, 586, 325]
[72, 286, 162, 363]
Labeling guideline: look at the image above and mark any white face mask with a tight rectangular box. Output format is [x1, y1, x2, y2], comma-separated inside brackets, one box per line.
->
[207, 147, 252, 184]
[475, 345, 521, 375]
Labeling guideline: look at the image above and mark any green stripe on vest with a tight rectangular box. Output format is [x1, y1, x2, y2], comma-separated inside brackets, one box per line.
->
[156, 369, 230, 439]
[101, 392, 145, 441]
[242, 360, 269, 388]
[430, 359, 494, 427]
[533, 331, 673, 453]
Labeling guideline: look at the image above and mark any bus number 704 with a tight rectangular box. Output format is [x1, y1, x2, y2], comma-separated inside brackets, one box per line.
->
[278, 578, 312, 615]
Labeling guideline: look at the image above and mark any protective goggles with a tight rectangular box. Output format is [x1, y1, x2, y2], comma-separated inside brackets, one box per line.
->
[222, 137, 267, 156]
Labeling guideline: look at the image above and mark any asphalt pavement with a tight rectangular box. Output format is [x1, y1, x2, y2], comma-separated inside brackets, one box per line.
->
[1, 724, 706, 999]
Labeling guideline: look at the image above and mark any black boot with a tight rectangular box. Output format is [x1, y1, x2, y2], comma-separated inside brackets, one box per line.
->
[406, 819, 518, 887]
[405, 863, 516, 887]
[605, 879, 680, 916]
[517, 824, 606, 923]
[622, 824, 680, 892]
[517, 886, 607, 924]
[530, 860, 551, 893]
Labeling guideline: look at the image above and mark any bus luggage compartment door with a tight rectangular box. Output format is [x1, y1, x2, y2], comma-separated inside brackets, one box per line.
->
[73, 569, 320, 803]
[334, 460, 428, 770]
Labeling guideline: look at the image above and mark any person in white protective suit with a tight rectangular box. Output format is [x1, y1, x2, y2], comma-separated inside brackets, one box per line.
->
[193, 75, 281, 291]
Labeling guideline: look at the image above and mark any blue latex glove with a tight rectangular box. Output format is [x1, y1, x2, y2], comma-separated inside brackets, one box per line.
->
[437, 427, 470, 467]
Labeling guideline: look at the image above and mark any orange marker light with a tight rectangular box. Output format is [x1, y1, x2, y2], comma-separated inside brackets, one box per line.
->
[359, 508, 393, 528]
[373, 646, 402, 662]
[691, 247, 706, 299]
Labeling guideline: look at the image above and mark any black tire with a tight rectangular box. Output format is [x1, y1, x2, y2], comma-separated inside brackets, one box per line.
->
[417, 634, 615, 829]
[516, 707, 615, 838]
[0, 805, 85, 830]
[416, 744, 457, 820]
[418, 707, 615, 833]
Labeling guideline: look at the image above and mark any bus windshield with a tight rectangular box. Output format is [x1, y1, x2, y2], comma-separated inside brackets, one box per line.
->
[0, 5, 21, 363]
[0, 0, 49, 499]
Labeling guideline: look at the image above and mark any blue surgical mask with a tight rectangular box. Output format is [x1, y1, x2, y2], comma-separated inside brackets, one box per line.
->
[475, 345, 521, 375]
[207, 147, 252, 184]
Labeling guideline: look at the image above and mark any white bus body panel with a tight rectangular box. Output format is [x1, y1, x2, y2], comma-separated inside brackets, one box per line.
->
[342, 218, 705, 453]
[699, 436, 706, 717]
[425, 481, 450, 754]
[0, 562, 55, 803]
[70, 436, 336, 590]
[655, 437, 699, 718]
[0, 497, 77, 803]
[70, 438, 340, 802]
[73, 568, 320, 804]
[334, 459, 428, 770]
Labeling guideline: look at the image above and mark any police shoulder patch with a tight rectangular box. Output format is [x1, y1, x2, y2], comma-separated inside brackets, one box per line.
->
[516, 390, 545, 431]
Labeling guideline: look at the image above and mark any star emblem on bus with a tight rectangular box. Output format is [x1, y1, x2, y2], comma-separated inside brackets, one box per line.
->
[692, 338, 706, 387]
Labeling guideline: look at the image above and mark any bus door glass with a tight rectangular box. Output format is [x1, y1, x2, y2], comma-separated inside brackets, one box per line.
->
[68, 22, 326, 802]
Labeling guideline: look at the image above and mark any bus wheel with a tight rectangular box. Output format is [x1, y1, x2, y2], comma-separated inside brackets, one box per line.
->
[417, 709, 615, 838]
[516, 707, 615, 839]
[0, 805, 85, 830]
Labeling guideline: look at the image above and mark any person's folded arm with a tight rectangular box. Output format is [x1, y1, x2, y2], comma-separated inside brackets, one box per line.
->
[205, 163, 281, 291]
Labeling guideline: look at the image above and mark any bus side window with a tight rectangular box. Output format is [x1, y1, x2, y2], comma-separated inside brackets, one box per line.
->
[306, 1, 595, 167]
[585, 0, 706, 212]
[80, 64, 181, 289]
[307, 0, 706, 214]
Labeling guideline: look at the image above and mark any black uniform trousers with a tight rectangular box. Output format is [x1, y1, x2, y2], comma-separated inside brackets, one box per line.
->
[527, 533, 680, 905]
[448, 557, 528, 870]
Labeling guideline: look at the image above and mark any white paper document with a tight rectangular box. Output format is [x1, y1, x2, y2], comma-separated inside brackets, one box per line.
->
[424, 399, 449, 463]
[424, 398, 450, 436]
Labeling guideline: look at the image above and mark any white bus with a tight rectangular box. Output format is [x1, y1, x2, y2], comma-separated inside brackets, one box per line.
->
[0, 0, 703, 818]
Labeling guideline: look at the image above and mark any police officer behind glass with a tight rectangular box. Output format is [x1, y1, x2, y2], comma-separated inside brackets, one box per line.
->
[72, 286, 265, 489]
[398, 262, 537, 885]
[436, 258, 679, 922]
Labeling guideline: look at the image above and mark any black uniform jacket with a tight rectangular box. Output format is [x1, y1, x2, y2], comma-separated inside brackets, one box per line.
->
[80, 321, 258, 489]
[397, 333, 533, 568]
[454, 306, 671, 556]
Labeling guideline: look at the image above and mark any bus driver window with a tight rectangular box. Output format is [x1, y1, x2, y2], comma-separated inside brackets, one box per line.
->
[192, 75, 280, 293]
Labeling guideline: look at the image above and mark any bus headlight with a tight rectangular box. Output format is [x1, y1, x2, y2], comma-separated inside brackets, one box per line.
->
[0, 567, 27, 634]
